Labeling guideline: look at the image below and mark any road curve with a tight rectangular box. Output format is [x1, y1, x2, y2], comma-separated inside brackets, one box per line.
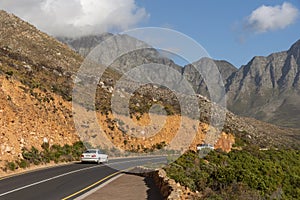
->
[0, 156, 166, 200]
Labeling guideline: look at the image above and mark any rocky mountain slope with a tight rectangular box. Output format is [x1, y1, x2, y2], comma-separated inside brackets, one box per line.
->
[226, 40, 300, 128]
[0, 10, 83, 101]
[0, 73, 79, 166]
[188, 40, 300, 128]
[0, 10, 84, 168]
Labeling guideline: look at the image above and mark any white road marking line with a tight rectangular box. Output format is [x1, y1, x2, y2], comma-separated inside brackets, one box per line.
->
[0, 165, 101, 197]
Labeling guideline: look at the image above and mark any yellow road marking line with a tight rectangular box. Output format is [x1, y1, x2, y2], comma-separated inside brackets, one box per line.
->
[61, 167, 133, 200]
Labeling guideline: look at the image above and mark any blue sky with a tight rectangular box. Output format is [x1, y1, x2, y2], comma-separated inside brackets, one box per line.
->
[1, 0, 299, 68]
[136, 0, 300, 67]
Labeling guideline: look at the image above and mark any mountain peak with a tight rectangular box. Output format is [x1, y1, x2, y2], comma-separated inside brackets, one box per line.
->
[0, 9, 16, 19]
[289, 39, 300, 51]
[288, 39, 300, 64]
[288, 40, 300, 55]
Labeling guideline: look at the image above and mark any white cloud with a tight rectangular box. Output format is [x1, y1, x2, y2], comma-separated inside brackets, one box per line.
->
[0, 0, 148, 37]
[246, 2, 299, 33]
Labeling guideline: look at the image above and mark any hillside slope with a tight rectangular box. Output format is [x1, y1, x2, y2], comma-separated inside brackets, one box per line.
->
[0, 74, 79, 165]
[0, 10, 83, 101]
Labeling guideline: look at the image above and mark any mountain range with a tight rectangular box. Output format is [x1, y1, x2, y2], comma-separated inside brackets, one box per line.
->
[59, 34, 300, 128]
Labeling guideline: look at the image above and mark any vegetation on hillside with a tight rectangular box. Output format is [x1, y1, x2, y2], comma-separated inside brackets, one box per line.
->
[165, 146, 300, 199]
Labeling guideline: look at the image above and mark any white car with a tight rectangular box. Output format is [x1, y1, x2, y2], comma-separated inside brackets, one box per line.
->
[81, 149, 108, 164]
[196, 144, 214, 151]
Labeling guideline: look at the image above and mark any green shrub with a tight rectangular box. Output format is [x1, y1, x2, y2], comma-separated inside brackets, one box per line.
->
[153, 141, 166, 150]
[41, 142, 49, 150]
[22, 146, 42, 165]
[6, 161, 17, 171]
[17, 159, 29, 169]
[71, 141, 86, 159]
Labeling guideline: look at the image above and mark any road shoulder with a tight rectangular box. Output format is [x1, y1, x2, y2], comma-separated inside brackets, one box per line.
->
[80, 173, 163, 200]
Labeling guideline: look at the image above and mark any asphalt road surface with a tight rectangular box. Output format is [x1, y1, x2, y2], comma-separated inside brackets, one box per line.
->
[0, 156, 167, 200]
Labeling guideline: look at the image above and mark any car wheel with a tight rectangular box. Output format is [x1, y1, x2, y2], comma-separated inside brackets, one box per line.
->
[97, 159, 101, 165]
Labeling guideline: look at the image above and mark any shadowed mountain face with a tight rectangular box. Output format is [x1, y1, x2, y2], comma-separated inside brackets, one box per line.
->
[57, 33, 113, 57]
[183, 59, 237, 99]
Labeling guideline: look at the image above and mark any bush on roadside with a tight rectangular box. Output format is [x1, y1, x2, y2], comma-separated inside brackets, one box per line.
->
[22, 146, 42, 165]
[5, 161, 17, 171]
[16, 159, 30, 169]
[165, 147, 300, 199]
[4, 141, 86, 172]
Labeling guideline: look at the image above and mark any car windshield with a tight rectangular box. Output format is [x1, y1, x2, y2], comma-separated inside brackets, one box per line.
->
[199, 144, 212, 147]
[85, 150, 96, 153]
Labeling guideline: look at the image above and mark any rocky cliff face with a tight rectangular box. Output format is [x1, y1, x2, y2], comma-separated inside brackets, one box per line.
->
[183, 40, 300, 128]
[226, 40, 300, 128]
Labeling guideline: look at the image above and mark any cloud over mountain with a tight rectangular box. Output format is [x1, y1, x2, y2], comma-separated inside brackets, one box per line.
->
[246, 2, 299, 33]
[0, 0, 148, 37]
